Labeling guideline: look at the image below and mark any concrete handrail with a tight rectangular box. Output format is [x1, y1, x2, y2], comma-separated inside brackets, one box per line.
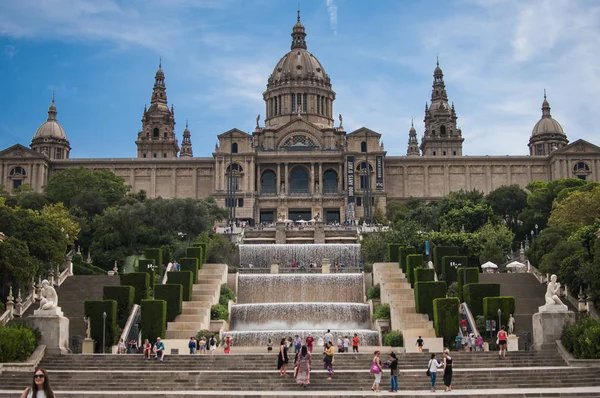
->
[161, 263, 174, 284]
[460, 302, 481, 337]
[0, 345, 46, 374]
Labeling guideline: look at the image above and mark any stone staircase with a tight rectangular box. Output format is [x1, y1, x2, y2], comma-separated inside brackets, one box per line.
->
[164, 263, 227, 339]
[373, 262, 443, 353]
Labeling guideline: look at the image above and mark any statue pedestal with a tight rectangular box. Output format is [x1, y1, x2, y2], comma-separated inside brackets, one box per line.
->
[270, 261, 280, 274]
[507, 335, 519, 352]
[82, 338, 95, 354]
[532, 306, 575, 351]
[29, 307, 70, 355]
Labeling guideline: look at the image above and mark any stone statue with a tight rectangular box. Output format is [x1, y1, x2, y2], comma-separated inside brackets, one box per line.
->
[338, 114, 343, 128]
[256, 114, 260, 128]
[545, 274, 565, 306]
[508, 314, 515, 335]
[38, 279, 58, 310]
[315, 212, 321, 222]
[83, 316, 91, 339]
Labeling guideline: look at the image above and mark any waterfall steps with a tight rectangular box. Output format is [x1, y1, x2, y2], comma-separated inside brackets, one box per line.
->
[374, 262, 443, 353]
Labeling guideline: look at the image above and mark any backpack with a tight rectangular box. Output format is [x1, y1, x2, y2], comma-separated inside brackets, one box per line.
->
[209, 337, 216, 346]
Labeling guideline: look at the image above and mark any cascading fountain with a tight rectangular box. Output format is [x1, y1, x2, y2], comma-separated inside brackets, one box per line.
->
[224, 272, 380, 346]
[239, 243, 360, 267]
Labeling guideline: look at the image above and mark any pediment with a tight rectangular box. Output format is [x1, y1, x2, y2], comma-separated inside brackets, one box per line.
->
[275, 118, 326, 147]
[551, 139, 600, 155]
[347, 127, 381, 138]
[0, 144, 48, 160]
[217, 128, 251, 139]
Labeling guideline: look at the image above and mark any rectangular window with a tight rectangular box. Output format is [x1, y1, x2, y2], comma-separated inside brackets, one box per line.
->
[356, 197, 362, 207]
[297, 93, 302, 111]
[303, 93, 307, 112]
[317, 96, 321, 114]
[274, 98, 277, 115]
[278, 96, 282, 114]
[321, 97, 325, 115]
[238, 198, 244, 207]
[13, 179, 22, 189]
[291, 94, 296, 113]
[143, 153, 147, 158]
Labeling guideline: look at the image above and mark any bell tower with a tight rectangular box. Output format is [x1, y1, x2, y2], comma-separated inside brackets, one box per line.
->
[135, 60, 179, 158]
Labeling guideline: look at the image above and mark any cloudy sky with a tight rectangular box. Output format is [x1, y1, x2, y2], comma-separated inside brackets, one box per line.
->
[0, 0, 598, 158]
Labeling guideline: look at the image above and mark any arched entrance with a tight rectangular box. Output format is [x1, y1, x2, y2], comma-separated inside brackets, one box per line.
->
[289, 166, 309, 194]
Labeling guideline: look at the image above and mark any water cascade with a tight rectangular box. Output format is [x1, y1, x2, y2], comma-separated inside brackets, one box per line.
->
[239, 243, 360, 268]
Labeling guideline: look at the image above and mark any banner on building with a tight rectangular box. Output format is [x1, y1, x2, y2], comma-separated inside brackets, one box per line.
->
[346, 155, 355, 219]
[375, 155, 384, 190]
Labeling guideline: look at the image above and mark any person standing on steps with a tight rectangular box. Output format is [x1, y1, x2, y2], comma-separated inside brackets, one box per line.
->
[427, 353, 442, 392]
[323, 341, 335, 379]
[497, 326, 508, 359]
[443, 349, 453, 392]
[21, 368, 55, 398]
[323, 329, 333, 348]
[278, 338, 289, 376]
[188, 337, 196, 355]
[293, 335, 302, 354]
[352, 333, 360, 353]
[415, 336, 424, 353]
[209, 335, 217, 354]
[295, 345, 311, 388]
[343, 335, 350, 353]
[369, 350, 383, 392]
[305, 333, 314, 352]
[388, 352, 399, 392]
[223, 336, 232, 354]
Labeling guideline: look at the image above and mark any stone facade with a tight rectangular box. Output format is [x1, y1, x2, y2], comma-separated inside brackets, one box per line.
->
[1, 13, 600, 224]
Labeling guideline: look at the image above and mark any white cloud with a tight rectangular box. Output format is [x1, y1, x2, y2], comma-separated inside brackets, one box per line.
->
[325, 0, 338, 35]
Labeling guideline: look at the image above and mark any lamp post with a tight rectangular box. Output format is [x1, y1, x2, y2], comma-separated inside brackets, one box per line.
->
[102, 311, 107, 354]
[535, 224, 539, 236]
[497, 308, 502, 333]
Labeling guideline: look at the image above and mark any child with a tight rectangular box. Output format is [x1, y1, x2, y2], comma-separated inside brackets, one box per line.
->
[267, 338, 273, 352]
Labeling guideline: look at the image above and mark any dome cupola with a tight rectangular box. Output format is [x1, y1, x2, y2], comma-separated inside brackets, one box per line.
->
[528, 91, 568, 156]
[30, 94, 71, 159]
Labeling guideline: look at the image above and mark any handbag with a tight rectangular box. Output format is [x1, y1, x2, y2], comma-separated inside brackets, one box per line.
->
[370, 362, 381, 374]
[426, 360, 432, 377]
[323, 354, 332, 364]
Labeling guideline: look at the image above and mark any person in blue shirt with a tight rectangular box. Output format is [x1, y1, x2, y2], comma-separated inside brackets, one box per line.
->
[153, 337, 165, 361]
[454, 334, 463, 351]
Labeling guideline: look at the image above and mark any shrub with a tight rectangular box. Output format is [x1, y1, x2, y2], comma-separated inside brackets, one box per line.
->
[192, 242, 208, 263]
[84, 300, 117, 353]
[399, 247, 417, 273]
[144, 248, 163, 277]
[137, 259, 156, 290]
[572, 320, 600, 359]
[141, 299, 166, 343]
[186, 247, 204, 269]
[463, 283, 501, 317]
[367, 285, 381, 300]
[219, 284, 236, 306]
[103, 286, 134, 329]
[457, 267, 480, 300]
[73, 262, 106, 275]
[154, 284, 183, 322]
[447, 282, 459, 298]
[166, 271, 193, 301]
[475, 315, 486, 334]
[406, 254, 425, 286]
[483, 296, 516, 328]
[383, 330, 404, 347]
[441, 256, 468, 285]
[414, 267, 435, 283]
[433, 297, 460, 348]
[211, 304, 228, 321]
[0, 302, 4, 314]
[414, 281, 447, 320]
[373, 304, 390, 321]
[388, 244, 401, 262]
[120, 272, 150, 305]
[433, 246, 459, 275]
[0, 324, 38, 362]
[180, 257, 199, 283]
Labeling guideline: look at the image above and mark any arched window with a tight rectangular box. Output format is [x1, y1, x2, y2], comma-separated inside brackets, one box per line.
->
[360, 141, 367, 153]
[573, 161, 591, 180]
[261, 170, 276, 194]
[323, 170, 338, 194]
[226, 163, 243, 173]
[289, 167, 309, 193]
[282, 135, 318, 151]
[9, 167, 26, 176]
[232, 143, 238, 153]
[440, 125, 446, 136]
[356, 162, 373, 189]
[153, 128, 159, 138]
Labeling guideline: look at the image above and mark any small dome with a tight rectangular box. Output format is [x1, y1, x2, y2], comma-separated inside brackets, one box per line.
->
[34, 120, 67, 139]
[532, 117, 564, 136]
[270, 49, 328, 83]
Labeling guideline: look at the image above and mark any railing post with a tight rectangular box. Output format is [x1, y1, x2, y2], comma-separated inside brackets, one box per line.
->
[14, 289, 23, 317]
[35, 276, 42, 301]
[28, 278, 35, 300]
[6, 287, 14, 318]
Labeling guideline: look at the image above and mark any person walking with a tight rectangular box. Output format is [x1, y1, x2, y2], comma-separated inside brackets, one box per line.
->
[343, 336, 350, 353]
[369, 350, 383, 392]
[278, 338, 289, 376]
[208, 335, 217, 354]
[293, 335, 302, 354]
[498, 327, 508, 359]
[188, 337, 196, 355]
[427, 353, 442, 392]
[443, 349, 453, 392]
[305, 333, 314, 352]
[388, 352, 399, 393]
[223, 336, 232, 354]
[20, 368, 55, 398]
[295, 345, 311, 388]
[352, 333, 360, 353]
[415, 336, 424, 353]
[324, 329, 334, 347]
[323, 342, 335, 380]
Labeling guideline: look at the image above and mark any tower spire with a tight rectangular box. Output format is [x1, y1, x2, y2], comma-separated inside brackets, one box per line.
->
[407, 118, 420, 156]
[47, 92, 57, 121]
[180, 118, 193, 158]
[541, 89, 551, 118]
[291, 10, 307, 50]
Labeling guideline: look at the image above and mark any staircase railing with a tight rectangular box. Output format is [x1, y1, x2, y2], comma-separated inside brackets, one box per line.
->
[460, 302, 481, 337]
[161, 263, 175, 284]
[118, 304, 141, 353]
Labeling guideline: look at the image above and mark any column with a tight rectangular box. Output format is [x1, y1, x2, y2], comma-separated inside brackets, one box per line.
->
[486, 165, 492, 193]
[310, 163, 315, 194]
[193, 168, 198, 198]
[466, 166, 471, 190]
[423, 166, 429, 197]
[564, 158, 569, 179]
[403, 166, 408, 197]
[130, 168, 135, 193]
[527, 164, 533, 182]
[276, 163, 281, 194]
[150, 168, 156, 198]
[171, 168, 177, 198]
[319, 162, 323, 194]
[285, 163, 289, 194]
[444, 164, 450, 195]
[256, 164, 261, 193]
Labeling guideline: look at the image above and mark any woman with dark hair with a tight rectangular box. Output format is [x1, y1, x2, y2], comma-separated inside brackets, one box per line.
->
[443, 349, 453, 392]
[295, 345, 311, 388]
[427, 353, 442, 392]
[323, 341, 335, 379]
[277, 338, 289, 376]
[369, 350, 382, 392]
[20, 368, 55, 398]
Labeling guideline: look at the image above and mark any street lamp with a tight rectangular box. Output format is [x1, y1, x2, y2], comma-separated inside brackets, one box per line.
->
[497, 308, 502, 333]
[102, 311, 107, 354]
[535, 224, 539, 236]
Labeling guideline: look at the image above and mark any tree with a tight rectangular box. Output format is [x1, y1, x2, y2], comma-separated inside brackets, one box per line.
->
[526, 178, 589, 228]
[486, 185, 528, 229]
[0, 237, 37, 294]
[41, 203, 80, 248]
[548, 185, 600, 229]
[439, 202, 498, 233]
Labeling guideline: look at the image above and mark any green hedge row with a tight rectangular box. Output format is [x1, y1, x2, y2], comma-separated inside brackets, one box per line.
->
[144, 248, 163, 277]
[186, 247, 204, 269]
[457, 267, 480, 300]
[167, 271, 193, 301]
[137, 259, 155, 290]
[84, 300, 117, 353]
[103, 285, 134, 329]
[192, 242, 208, 263]
[120, 272, 150, 305]
[141, 299, 166, 343]
[154, 284, 183, 322]
[433, 297, 460, 348]
[483, 296, 516, 327]
[433, 246, 459, 276]
[399, 247, 417, 273]
[180, 257, 199, 284]
[414, 281, 447, 320]
[414, 267, 435, 283]
[388, 244, 401, 263]
[463, 283, 501, 317]
[0, 324, 39, 362]
[406, 254, 425, 287]
[441, 256, 468, 285]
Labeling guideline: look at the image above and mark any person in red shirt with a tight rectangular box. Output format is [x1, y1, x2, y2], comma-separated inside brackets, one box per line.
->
[497, 327, 508, 359]
[305, 333, 314, 352]
[352, 333, 360, 353]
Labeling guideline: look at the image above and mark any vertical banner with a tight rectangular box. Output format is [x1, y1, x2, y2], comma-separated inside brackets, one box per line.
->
[375, 155, 384, 190]
[346, 155, 355, 220]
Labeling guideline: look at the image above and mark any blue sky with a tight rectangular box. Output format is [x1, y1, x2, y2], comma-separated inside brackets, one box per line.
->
[1, 0, 599, 158]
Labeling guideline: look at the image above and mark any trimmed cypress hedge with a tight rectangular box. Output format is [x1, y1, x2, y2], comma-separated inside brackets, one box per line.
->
[141, 299, 166, 343]
[433, 297, 460, 348]
[433, 246, 459, 275]
[137, 259, 155, 289]
[399, 247, 417, 273]
[441, 256, 468, 285]
[167, 271, 193, 301]
[457, 267, 480, 300]
[186, 247, 204, 269]
[414, 267, 435, 283]
[192, 242, 208, 263]
[154, 284, 183, 322]
[84, 300, 117, 353]
[415, 281, 447, 320]
[388, 244, 401, 263]
[144, 248, 163, 277]
[103, 285, 134, 328]
[483, 296, 516, 328]
[406, 254, 425, 287]
[463, 283, 501, 317]
[120, 272, 150, 305]
[180, 257, 199, 283]
[468, 256, 481, 268]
